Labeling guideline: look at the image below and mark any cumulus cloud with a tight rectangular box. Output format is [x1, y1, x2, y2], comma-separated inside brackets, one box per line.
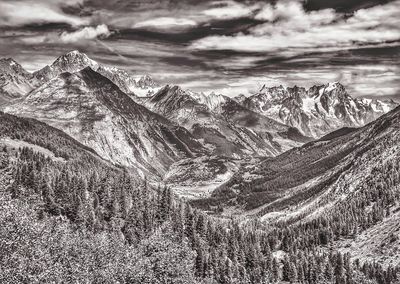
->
[0, 0, 87, 27]
[60, 24, 111, 43]
[133, 17, 197, 30]
[191, 0, 400, 53]
[254, 1, 336, 31]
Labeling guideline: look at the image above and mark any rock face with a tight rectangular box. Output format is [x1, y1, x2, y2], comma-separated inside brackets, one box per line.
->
[0, 58, 38, 106]
[145, 85, 310, 158]
[6, 67, 205, 177]
[240, 82, 398, 137]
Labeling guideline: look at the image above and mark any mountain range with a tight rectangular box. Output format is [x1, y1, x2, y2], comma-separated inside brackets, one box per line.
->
[1, 50, 400, 281]
[5, 67, 204, 176]
[201, 104, 400, 212]
[238, 83, 397, 138]
[1, 50, 398, 186]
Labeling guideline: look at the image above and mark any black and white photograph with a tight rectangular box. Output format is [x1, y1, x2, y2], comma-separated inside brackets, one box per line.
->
[0, 0, 399, 283]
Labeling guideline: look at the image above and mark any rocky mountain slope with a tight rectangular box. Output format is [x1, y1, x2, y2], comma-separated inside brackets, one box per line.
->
[239, 82, 398, 138]
[145, 85, 310, 159]
[0, 58, 38, 106]
[194, 104, 400, 215]
[3, 110, 392, 284]
[33, 50, 160, 96]
[189, 104, 400, 266]
[5, 67, 205, 176]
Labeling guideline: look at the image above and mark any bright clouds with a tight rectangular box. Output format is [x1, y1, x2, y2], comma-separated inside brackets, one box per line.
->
[0, 0, 87, 27]
[202, 0, 257, 20]
[133, 17, 197, 30]
[191, 0, 400, 53]
[0, 0, 399, 100]
[60, 25, 111, 43]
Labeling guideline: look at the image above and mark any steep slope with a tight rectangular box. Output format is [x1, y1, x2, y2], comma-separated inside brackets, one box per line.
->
[240, 82, 397, 138]
[0, 111, 120, 173]
[6, 67, 205, 176]
[146, 85, 310, 159]
[193, 105, 400, 218]
[33, 50, 160, 96]
[338, 208, 400, 267]
[0, 58, 38, 106]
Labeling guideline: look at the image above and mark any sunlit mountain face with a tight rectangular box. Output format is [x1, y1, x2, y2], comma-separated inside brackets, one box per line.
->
[0, 0, 399, 100]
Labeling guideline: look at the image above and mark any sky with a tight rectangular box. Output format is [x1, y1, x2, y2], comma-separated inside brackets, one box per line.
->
[0, 0, 399, 99]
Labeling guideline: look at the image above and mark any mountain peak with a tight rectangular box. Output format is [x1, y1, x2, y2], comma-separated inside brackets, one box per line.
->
[53, 50, 98, 68]
[63, 50, 88, 59]
[0, 58, 17, 65]
[137, 74, 158, 89]
[67, 50, 81, 55]
[323, 81, 344, 93]
[0, 58, 29, 76]
[259, 84, 286, 94]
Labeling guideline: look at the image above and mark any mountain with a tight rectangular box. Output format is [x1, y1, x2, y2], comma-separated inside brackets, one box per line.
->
[2, 111, 391, 284]
[195, 104, 400, 216]
[145, 85, 310, 159]
[1, 79, 398, 284]
[130, 74, 162, 98]
[0, 58, 38, 106]
[6, 67, 205, 176]
[33, 50, 160, 96]
[0, 110, 114, 166]
[190, 104, 400, 266]
[239, 82, 398, 138]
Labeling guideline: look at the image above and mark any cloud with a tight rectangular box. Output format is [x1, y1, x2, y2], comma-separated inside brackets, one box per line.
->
[133, 17, 197, 30]
[254, 1, 336, 29]
[60, 24, 111, 43]
[1, 0, 398, 101]
[0, 0, 87, 27]
[201, 0, 257, 20]
[191, 0, 400, 53]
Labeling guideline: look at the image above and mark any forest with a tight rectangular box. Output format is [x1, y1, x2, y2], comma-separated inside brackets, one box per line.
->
[1, 112, 399, 283]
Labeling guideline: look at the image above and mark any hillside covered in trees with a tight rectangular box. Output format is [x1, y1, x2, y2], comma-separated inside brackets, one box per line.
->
[1, 110, 400, 283]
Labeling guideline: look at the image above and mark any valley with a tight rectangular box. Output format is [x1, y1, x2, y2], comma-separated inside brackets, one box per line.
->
[1, 50, 399, 284]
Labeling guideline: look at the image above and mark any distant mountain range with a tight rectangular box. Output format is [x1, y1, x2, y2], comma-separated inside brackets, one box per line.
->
[1, 51, 398, 182]
[237, 83, 398, 138]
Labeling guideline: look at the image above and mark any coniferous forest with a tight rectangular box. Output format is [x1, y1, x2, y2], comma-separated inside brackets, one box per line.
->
[1, 112, 399, 283]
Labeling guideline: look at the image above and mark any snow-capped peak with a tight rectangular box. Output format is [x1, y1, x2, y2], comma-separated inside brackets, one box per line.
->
[190, 91, 227, 110]
[68, 50, 80, 55]
[53, 50, 98, 69]
[137, 74, 158, 89]
[0, 58, 30, 76]
[324, 81, 341, 93]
